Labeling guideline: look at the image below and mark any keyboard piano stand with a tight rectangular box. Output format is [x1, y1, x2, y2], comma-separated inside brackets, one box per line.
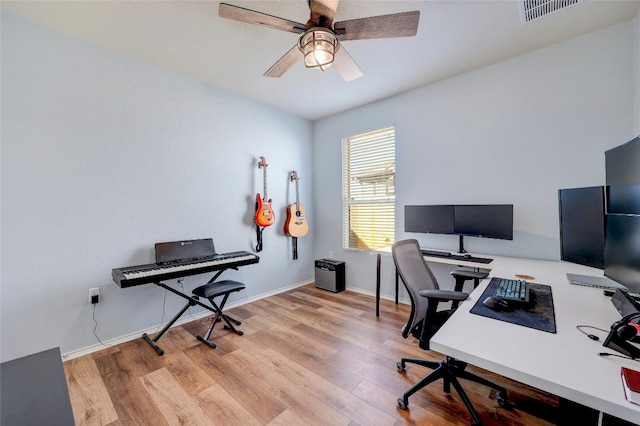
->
[141, 278, 229, 356]
[112, 243, 259, 356]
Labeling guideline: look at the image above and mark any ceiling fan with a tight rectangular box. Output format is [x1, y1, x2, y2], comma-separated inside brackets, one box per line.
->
[218, 1, 420, 81]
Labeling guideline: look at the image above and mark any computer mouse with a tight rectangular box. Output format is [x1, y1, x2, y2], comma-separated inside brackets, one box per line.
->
[482, 296, 512, 311]
[463, 254, 472, 259]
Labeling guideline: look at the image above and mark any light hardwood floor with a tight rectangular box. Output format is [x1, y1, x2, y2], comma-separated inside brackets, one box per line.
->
[64, 284, 565, 425]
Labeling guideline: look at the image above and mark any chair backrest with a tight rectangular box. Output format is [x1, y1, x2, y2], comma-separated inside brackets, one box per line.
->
[392, 239, 440, 339]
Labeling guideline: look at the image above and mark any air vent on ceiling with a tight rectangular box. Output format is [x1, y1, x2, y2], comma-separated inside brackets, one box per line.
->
[519, 0, 583, 24]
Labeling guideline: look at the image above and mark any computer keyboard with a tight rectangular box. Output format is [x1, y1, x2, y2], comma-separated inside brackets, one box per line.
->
[495, 278, 530, 303]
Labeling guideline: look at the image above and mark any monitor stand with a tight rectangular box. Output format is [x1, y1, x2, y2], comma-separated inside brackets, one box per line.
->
[458, 235, 467, 254]
[611, 289, 640, 317]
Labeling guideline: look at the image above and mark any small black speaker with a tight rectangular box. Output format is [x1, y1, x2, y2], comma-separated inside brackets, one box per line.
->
[315, 259, 345, 293]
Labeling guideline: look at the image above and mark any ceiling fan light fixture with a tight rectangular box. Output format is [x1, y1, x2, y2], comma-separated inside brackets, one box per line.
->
[299, 27, 337, 70]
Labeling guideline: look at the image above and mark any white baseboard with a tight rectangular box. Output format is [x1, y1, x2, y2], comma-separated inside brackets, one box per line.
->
[61, 280, 313, 361]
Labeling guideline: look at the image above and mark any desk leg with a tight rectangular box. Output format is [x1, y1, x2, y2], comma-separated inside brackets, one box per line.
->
[376, 253, 381, 317]
[395, 268, 399, 305]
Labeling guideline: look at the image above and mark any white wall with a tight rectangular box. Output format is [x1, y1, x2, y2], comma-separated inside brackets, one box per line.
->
[1, 13, 314, 362]
[2, 11, 638, 362]
[312, 20, 637, 301]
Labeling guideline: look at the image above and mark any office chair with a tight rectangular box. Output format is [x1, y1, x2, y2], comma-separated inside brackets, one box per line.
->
[449, 269, 489, 309]
[392, 239, 506, 426]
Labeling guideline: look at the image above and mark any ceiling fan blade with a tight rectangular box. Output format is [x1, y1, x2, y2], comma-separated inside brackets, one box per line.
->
[264, 45, 302, 78]
[219, 3, 306, 34]
[334, 10, 420, 41]
[332, 45, 363, 82]
[308, 0, 340, 26]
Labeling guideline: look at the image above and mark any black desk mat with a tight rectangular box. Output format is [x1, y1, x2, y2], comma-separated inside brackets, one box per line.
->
[470, 277, 556, 333]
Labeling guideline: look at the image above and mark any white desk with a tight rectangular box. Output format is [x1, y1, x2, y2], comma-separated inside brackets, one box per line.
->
[429, 254, 640, 424]
[1, 347, 74, 425]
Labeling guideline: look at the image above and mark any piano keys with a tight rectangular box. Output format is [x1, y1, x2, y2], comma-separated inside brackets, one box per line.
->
[112, 250, 259, 288]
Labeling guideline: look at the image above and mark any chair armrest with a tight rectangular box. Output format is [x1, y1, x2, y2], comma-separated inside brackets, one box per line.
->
[450, 269, 488, 280]
[419, 289, 468, 302]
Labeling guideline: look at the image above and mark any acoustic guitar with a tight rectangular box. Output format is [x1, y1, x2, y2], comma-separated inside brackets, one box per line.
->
[284, 171, 309, 237]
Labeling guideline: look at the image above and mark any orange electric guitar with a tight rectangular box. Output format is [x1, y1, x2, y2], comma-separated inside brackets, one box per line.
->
[284, 171, 309, 237]
[255, 156, 274, 251]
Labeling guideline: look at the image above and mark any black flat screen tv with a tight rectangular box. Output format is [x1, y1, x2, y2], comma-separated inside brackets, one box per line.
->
[558, 186, 605, 269]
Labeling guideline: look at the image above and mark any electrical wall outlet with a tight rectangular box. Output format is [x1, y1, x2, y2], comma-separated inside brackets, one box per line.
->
[89, 287, 100, 304]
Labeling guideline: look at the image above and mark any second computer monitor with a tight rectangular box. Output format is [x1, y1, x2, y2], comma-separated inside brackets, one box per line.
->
[454, 205, 513, 241]
[558, 186, 605, 269]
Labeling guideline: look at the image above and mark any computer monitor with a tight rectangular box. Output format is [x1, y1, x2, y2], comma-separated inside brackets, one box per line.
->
[604, 135, 640, 296]
[452, 204, 513, 253]
[607, 183, 640, 215]
[606, 135, 640, 186]
[604, 214, 640, 294]
[404, 204, 513, 252]
[454, 205, 513, 241]
[404, 205, 455, 234]
[558, 186, 605, 269]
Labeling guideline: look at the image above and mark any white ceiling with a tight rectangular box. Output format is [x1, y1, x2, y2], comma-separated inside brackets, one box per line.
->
[3, 1, 639, 121]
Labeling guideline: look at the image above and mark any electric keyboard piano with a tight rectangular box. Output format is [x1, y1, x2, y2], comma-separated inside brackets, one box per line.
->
[112, 239, 259, 355]
[112, 250, 259, 288]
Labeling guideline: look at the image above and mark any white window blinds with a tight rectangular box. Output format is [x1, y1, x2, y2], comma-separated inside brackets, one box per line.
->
[342, 126, 395, 250]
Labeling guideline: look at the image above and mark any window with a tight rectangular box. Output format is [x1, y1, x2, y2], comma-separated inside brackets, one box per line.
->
[342, 126, 395, 250]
